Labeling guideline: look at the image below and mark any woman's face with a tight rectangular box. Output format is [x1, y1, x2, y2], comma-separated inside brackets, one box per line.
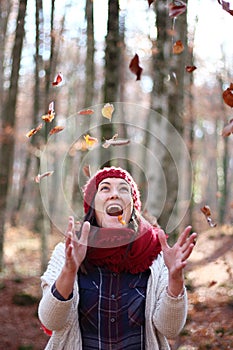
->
[94, 177, 133, 228]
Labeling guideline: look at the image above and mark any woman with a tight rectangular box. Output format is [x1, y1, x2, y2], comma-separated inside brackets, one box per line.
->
[38, 166, 197, 350]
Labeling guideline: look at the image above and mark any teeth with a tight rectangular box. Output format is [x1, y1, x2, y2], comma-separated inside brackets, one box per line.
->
[106, 204, 123, 216]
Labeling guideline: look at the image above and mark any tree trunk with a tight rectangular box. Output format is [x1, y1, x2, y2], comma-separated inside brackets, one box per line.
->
[101, 0, 121, 167]
[0, 0, 27, 271]
[148, 1, 188, 234]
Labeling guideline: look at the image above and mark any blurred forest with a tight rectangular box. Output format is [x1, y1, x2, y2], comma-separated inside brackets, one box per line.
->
[1, 0, 233, 270]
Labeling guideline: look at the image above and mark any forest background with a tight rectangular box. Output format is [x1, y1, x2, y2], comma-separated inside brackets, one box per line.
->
[0, 0, 233, 349]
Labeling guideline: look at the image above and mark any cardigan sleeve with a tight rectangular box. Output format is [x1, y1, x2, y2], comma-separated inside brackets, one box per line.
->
[38, 242, 79, 331]
[152, 256, 188, 339]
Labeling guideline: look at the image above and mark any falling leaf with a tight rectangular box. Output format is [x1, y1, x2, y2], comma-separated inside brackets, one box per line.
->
[185, 65, 197, 73]
[222, 118, 233, 137]
[78, 109, 94, 115]
[52, 72, 63, 86]
[118, 215, 126, 225]
[49, 125, 65, 135]
[84, 134, 98, 147]
[208, 280, 217, 288]
[222, 83, 233, 107]
[41, 101, 55, 122]
[217, 0, 233, 16]
[169, 1, 187, 18]
[129, 54, 143, 80]
[82, 164, 91, 178]
[101, 103, 114, 121]
[200, 205, 217, 228]
[173, 40, 184, 54]
[35, 171, 54, 183]
[26, 123, 43, 138]
[147, 0, 154, 6]
[102, 134, 130, 148]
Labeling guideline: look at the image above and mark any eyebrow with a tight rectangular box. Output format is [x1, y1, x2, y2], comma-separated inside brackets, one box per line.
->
[98, 181, 129, 186]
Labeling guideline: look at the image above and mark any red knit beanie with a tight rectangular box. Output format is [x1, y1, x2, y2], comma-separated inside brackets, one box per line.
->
[83, 166, 141, 214]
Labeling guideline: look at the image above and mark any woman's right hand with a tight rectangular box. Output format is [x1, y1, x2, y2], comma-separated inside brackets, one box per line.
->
[64, 216, 90, 274]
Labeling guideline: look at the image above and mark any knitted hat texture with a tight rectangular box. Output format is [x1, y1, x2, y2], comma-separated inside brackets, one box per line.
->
[83, 166, 141, 214]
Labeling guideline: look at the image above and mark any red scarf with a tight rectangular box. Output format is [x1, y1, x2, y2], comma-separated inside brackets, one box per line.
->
[85, 218, 162, 274]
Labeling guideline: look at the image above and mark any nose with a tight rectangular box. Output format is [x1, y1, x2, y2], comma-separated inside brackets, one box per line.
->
[109, 187, 119, 199]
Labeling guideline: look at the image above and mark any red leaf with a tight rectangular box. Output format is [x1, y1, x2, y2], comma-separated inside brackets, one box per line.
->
[78, 109, 94, 115]
[52, 72, 63, 86]
[185, 65, 197, 73]
[147, 0, 154, 6]
[217, 0, 233, 16]
[172, 40, 184, 54]
[129, 54, 143, 81]
[169, 1, 187, 18]
[222, 83, 233, 107]
[222, 118, 233, 137]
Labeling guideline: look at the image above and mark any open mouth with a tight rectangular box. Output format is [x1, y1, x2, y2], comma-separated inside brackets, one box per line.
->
[106, 204, 123, 216]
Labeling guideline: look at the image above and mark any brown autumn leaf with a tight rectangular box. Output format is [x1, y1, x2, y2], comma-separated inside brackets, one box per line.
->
[118, 215, 126, 225]
[41, 101, 55, 122]
[200, 205, 217, 228]
[34, 171, 54, 183]
[217, 0, 233, 16]
[222, 83, 233, 107]
[222, 118, 233, 137]
[26, 123, 43, 138]
[173, 40, 184, 54]
[78, 109, 94, 115]
[185, 65, 197, 73]
[169, 1, 187, 18]
[129, 54, 143, 80]
[101, 103, 114, 121]
[147, 0, 154, 6]
[52, 72, 63, 86]
[49, 125, 65, 135]
[102, 134, 130, 148]
[84, 134, 98, 147]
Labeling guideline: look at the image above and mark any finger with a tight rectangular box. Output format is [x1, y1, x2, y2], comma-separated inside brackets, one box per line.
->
[65, 216, 74, 236]
[79, 221, 90, 246]
[178, 225, 192, 246]
[181, 232, 197, 253]
[157, 229, 169, 250]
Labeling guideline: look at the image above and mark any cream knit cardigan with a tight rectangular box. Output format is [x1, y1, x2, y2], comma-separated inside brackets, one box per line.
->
[38, 242, 188, 350]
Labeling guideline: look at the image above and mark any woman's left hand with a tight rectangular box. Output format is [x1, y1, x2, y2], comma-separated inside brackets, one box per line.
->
[158, 226, 197, 294]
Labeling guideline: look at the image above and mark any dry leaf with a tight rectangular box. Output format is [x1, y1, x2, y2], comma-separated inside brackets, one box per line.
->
[147, 0, 154, 6]
[185, 65, 197, 73]
[35, 171, 54, 183]
[41, 101, 55, 123]
[78, 109, 94, 115]
[222, 83, 233, 107]
[84, 134, 98, 147]
[26, 123, 43, 138]
[82, 164, 91, 178]
[222, 118, 233, 137]
[169, 1, 187, 18]
[129, 54, 143, 80]
[173, 40, 184, 54]
[101, 103, 114, 121]
[52, 72, 63, 86]
[102, 134, 130, 148]
[49, 126, 65, 135]
[201, 205, 217, 228]
[217, 0, 233, 16]
[118, 215, 126, 225]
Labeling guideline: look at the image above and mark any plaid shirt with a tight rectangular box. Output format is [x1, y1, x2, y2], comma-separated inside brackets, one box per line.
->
[78, 267, 150, 350]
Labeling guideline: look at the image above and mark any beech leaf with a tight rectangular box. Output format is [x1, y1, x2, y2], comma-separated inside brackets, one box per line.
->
[102, 103, 114, 121]
[200, 205, 217, 228]
[217, 0, 233, 16]
[222, 118, 233, 137]
[129, 54, 143, 80]
[173, 40, 184, 54]
[52, 72, 63, 86]
[78, 109, 94, 115]
[185, 65, 197, 73]
[26, 123, 43, 138]
[49, 126, 65, 135]
[222, 83, 233, 107]
[169, 1, 187, 18]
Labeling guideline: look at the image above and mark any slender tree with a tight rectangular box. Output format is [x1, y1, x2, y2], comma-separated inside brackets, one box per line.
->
[0, 0, 28, 270]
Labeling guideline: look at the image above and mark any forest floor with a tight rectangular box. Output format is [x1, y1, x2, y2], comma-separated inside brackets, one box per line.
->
[0, 223, 233, 350]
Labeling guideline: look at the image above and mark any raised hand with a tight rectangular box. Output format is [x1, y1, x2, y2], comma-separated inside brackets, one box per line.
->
[158, 226, 197, 296]
[64, 216, 90, 274]
[55, 217, 90, 299]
